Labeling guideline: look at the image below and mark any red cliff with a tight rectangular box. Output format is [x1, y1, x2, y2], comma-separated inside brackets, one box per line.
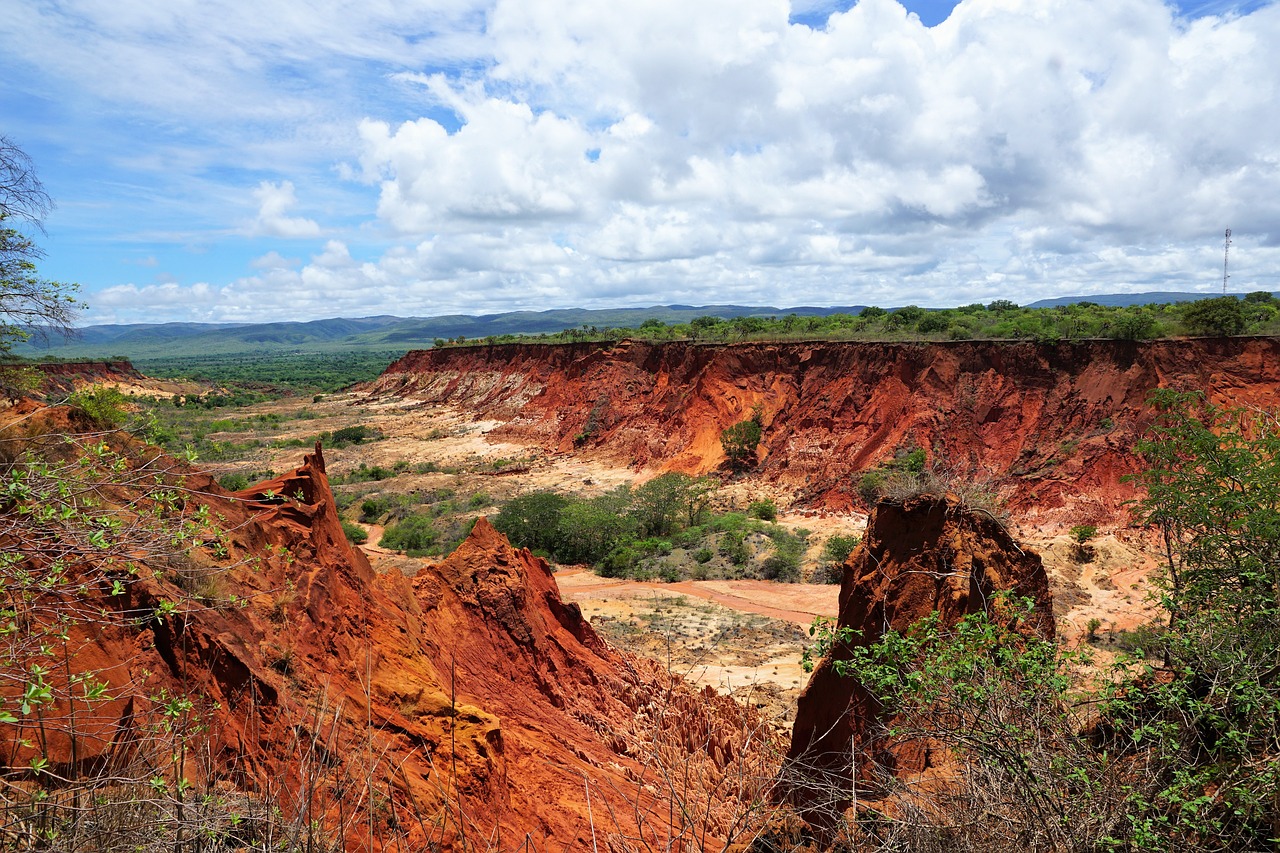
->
[368, 337, 1280, 521]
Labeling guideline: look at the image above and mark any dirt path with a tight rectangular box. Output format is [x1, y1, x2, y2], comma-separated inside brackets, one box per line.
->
[555, 568, 838, 627]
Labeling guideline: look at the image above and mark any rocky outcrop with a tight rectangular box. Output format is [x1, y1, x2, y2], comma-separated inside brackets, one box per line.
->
[0, 405, 774, 851]
[24, 360, 147, 394]
[367, 337, 1280, 521]
[781, 494, 1053, 825]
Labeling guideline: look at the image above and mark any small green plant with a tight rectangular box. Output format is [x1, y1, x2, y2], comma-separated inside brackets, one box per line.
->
[1069, 524, 1097, 543]
[857, 470, 886, 502]
[1069, 524, 1098, 563]
[822, 534, 861, 565]
[748, 499, 777, 521]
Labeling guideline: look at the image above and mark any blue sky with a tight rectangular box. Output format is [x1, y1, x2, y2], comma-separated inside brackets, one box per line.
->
[2, 0, 1278, 324]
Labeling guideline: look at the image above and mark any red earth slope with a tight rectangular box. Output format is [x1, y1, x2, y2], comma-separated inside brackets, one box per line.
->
[0, 404, 774, 851]
[368, 337, 1280, 522]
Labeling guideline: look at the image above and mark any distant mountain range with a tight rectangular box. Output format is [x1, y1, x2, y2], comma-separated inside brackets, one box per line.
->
[14, 292, 1270, 361]
[15, 305, 867, 359]
[1024, 291, 1260, 308]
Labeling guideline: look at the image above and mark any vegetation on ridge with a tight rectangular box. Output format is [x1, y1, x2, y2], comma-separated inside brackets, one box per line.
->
[435, 293, 1280, 348]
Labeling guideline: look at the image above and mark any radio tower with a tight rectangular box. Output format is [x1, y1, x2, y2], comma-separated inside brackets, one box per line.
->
[1223, 228, 1232, 294]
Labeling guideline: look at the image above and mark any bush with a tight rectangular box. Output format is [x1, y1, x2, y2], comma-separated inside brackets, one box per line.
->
[1181, 295, 1246, 336]
[218, 472, 250, 491]
[693, 547, 714, 564]
[721, 418, 763, 470]
[748, 499, 777, 521]
[379, 514, 438, 556]
[916, 312, 950, 334]
[857, 470, 886, 503]
[822, 534, 861, 566]
[721, 530, 750, 565]
[1069, 524, 1097, 543]
[69, 385, 129, 429]
[359, 496, 392, 523]
[329, 424, 379, 446]
[492, 491, 571, 555]
[341, 519, 368, 545]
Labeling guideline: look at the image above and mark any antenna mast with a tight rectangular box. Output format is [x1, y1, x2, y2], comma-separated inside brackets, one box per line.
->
[1223, 228, 1232, 294]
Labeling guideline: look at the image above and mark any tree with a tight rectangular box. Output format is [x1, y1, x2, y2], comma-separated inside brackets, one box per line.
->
[1181, 296, 1246, 337]
[631, 472, 714, 536]
[491, 491, 570, 555]
[1129, 389, 1280, 623]
[721, 418, 762, 470]
[0, 137, 78, 355]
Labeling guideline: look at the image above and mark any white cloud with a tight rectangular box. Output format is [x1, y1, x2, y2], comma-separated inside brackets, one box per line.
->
[250, 181, 321, 238]
[10, 0, 1280, 323]
[250, 251, 301, 270]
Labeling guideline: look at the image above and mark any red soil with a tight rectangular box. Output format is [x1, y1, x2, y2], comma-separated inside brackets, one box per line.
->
[0, 406, 775, 851]
[368, 337, 1280, 524]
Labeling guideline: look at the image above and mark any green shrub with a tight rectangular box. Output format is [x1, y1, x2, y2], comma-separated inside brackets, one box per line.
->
[69, 385, 129, 429]
[379, 514, 438, 556]
[599, 545, 640, 578]
[492, 491, 571, 555]
[822, 534, 861, 566]
[721, 419, 763, 470]
[748, 499, 777, 521]
[722, 530, 750, 565]
[1181, 296, 1246, 337]
[329, 424, 380, 446]
[218, 472, 250, 492]
[360, 496, 392, 523]
[858, 470, 886, 502]
[341, 520, 368, 545]
[693, 547, 714, 564]
[1069, 524, 1097, 543]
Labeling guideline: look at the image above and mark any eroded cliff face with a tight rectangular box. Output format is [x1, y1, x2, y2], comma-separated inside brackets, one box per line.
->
[0, 405, 773, 851]
[368, 337, 1280, 522]
[781, 494, 1054, 828]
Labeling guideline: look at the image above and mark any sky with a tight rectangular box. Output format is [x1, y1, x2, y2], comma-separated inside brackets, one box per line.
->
[1, 0, 1278, 325]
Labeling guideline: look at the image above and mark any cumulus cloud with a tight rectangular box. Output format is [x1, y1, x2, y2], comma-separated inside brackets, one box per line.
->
[250, 181, 321, 238]
[12, 0, 1280, 323]
[250, 251, 301, 270]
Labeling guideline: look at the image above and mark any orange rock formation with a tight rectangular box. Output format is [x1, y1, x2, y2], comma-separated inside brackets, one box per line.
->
[780, 494, 1054, 829]
[0, 405, 775, 851]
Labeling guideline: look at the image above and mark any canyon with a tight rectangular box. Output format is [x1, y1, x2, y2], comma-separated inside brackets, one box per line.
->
[5, 334, 1275, 850]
